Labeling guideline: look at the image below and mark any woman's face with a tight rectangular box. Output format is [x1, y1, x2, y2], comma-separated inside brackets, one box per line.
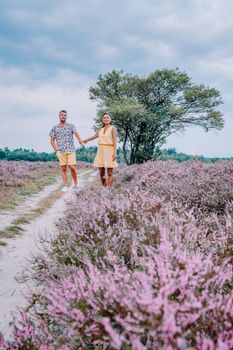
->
[102, 114, 111, 125]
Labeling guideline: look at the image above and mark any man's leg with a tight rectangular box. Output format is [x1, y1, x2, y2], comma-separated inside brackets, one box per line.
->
[56, 152, 68, 187]
[60, 165, 68, 187]
[69, 164, 77, 186]
[68, 153, 77, 186]
[99, 167, 106, 186]
[107, 168, 113, 188]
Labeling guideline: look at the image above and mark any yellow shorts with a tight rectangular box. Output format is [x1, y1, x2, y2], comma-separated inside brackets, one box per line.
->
[56, 151, 76, 166]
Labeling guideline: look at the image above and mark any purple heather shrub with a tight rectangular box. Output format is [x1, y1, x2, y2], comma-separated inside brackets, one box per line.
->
[1, 160, 233, 349]
[115, 160, 233, 216]
[0, 161, 59, 188]
[2, 239, 232, 349]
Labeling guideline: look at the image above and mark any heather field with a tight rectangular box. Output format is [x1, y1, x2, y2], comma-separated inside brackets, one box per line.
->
[0, 161, 60, 210]
[1, 160, 233, 349]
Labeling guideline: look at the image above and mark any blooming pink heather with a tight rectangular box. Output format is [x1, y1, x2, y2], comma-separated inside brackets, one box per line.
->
[1, 160, 233, 349]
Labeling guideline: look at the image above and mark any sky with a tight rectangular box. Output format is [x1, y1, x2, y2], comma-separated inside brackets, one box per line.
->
[0, 0, 232, 157]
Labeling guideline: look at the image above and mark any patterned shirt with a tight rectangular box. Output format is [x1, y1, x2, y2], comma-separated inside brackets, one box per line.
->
[49, 123, 77, 153]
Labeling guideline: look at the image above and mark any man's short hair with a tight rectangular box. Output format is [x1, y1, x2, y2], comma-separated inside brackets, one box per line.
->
[59, 110, 67, 115]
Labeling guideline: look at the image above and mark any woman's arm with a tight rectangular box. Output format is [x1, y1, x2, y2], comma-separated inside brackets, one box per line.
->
[112, 127, 117, 161]
[84, 130, 99, 143]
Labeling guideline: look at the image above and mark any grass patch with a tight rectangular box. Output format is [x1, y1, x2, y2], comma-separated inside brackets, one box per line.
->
[0, 224, 24, 240]
[12, 217, 30, 225]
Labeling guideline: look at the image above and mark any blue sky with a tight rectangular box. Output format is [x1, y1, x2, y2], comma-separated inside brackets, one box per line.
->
[0, 0, 232, 156]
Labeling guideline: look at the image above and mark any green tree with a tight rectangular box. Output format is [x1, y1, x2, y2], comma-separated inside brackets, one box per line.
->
[90, 69, 224, 164]
[0, 149, 6, 159]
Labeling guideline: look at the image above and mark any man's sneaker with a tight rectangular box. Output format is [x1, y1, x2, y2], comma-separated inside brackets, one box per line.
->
[61, 186, 68, 192]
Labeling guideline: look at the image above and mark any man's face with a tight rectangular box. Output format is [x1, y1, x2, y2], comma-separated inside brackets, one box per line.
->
[59, 112, 67, 122]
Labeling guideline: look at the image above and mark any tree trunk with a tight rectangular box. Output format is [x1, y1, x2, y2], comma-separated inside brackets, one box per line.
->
[122, 130, 129, 165]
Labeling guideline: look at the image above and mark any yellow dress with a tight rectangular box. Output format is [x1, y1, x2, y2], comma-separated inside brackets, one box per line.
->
[93, 126, 118, 168]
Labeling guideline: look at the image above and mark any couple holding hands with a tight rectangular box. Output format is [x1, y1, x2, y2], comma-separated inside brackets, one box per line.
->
[50, 110, 118, 191]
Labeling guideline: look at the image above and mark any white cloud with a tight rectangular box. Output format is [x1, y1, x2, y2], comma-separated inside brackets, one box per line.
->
[122, 34, 175, 65]
[198, 57, 233, 80]
[95, 45, 120, 60]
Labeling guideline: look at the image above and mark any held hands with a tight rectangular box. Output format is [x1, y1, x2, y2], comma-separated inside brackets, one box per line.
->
[79, 139, 88, 145]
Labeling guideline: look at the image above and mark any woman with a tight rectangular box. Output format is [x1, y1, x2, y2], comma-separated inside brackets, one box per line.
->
[84, 113, 118, 188]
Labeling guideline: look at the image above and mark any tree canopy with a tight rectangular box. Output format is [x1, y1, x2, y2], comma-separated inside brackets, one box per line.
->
[90, 68, 224, 164]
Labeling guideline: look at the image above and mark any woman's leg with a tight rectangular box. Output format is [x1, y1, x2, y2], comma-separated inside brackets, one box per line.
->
[107, 168, 113, 188]
[99, 167, 106, 186]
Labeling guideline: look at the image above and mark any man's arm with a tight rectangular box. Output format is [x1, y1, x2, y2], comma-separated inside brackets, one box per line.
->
[50, 137, 59, 152]
[73, 131, 84, 145]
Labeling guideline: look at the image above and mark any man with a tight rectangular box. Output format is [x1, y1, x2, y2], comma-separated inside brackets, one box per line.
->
[50, 110, 83, 192]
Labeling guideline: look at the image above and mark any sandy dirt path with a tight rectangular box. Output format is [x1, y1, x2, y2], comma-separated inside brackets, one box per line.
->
[0, 169, 98, 337]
